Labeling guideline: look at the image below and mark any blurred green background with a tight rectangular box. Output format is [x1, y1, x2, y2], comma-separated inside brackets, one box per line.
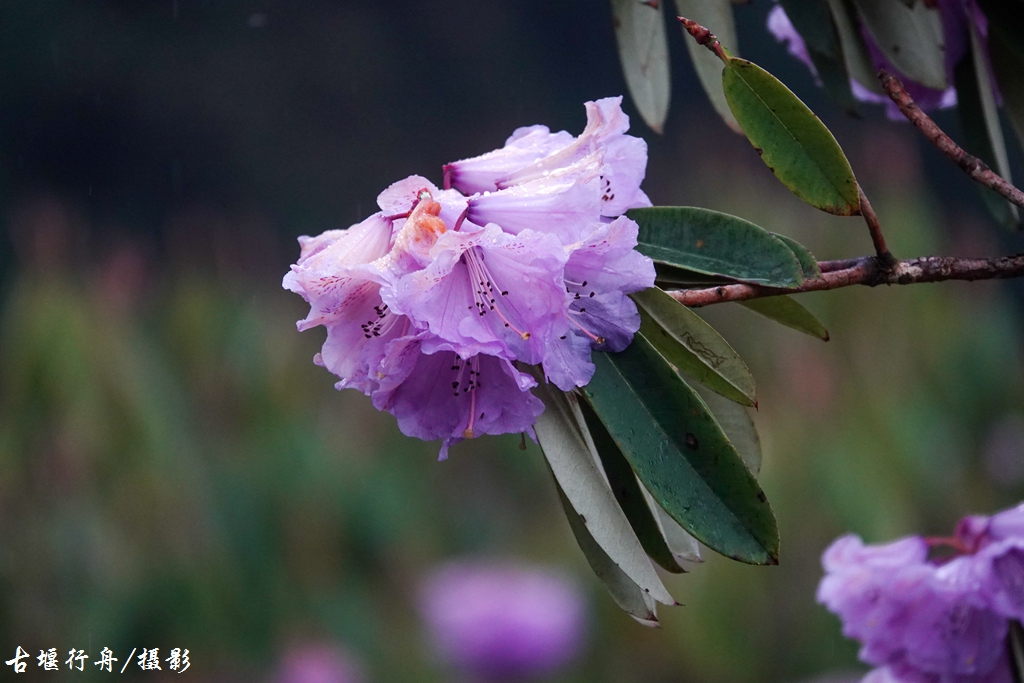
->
[1, 1, 1023, 681]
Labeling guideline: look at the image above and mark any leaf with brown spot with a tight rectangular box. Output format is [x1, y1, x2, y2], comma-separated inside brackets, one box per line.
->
[584, 333, 779, 565]
[721, 56, 860, 215]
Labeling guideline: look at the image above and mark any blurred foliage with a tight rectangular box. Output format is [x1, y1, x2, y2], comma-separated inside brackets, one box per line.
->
[0, 1, 1023, 682]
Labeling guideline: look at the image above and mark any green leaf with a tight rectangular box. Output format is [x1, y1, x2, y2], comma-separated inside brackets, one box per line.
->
[554, 480, 660, 626]
[721, 56, 861, 215]
[777, 0, 860, 115]
[990, 24, 1024, 153]
[779, 0, 839, 56]
[579, 399, 685, 574]
[772, 233, 822, 278]
[654, 263, 735, 288]
[612, 0, 671, 133]
[1010, 620, 1024, 683]
[652, 499, 703, 564]
[584, 334, 780, 564]
[633, 287, 757, 407]
[532, 381, 674, 605]
[675, 0, 741, 131]
[851, 0, 946, 90]
[826, 0, 883, 94]
[954, 24, 1021, 228]
[629, 206, 805, 286]
[739, 296, 829, 340]
[693, 383, 762, 475]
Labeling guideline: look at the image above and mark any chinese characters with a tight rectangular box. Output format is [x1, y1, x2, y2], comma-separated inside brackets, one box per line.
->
[5, 646, 189, 673]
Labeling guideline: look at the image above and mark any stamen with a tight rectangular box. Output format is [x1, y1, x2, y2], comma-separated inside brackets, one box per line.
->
[567, 313, 605, 345]
[451, 357, 468, 396]
[464, 247, 531, 340]
[360, 303, 403, 340]
[463, 356, 481, 439]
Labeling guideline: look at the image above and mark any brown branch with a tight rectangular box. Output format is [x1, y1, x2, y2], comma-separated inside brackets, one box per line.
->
[677, 17, 727, 62]
[879, 70, 1024, 210]
[857, 185, 896, 267]
[670, 253, 1024, 307]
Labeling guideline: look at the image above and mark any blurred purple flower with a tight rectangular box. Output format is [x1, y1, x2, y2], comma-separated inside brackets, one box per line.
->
[419, 560, 588, 681]
[818, 502, 1024, 683]
[766, 2, 967, 120]
[284, 98, 653, 458]
[274, 643, 364, 683]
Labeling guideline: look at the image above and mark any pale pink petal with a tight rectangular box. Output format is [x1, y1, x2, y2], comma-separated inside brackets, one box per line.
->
[467, 175, 602, 243]
[444, 125, 575, 195]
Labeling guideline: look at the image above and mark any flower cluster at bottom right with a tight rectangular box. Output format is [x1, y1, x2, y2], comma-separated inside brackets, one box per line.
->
[819, 502, 1024, 683]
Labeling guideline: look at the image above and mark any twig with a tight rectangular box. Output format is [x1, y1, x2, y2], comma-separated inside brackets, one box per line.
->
[879, 70, 1024, 210]
[669, 253, 1024, 307]
[677, 17, 727, 62]
[858, 185, 896, 267]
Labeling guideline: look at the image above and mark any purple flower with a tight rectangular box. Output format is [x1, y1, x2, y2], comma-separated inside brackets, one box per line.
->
[386, 223, 572, 365]
[283, 212, 408, 395]
[818, 502, 1024, 683]
[766, 3, 960, 120]
[371, 334, 544, 460]
[284, 98, 654, 457]
[544, 216, 655, 390]
[274, 643, 364, 683]
[418, 559, 588, 681]
[447, 97, 651, 218]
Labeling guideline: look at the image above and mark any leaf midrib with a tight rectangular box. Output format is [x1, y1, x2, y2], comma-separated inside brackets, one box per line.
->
[597, 344, 772, 558]
[728, 60, 853, 206]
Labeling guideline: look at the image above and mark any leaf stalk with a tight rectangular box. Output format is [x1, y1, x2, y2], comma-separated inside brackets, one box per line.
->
[677, 17, 727, 62]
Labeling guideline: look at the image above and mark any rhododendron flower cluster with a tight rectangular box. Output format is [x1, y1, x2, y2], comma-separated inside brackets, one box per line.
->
[818, 502, 1024, 683]
[284, 98, 655, 458]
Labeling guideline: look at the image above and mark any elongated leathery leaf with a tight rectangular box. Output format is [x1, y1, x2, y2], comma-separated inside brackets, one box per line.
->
[722, 56, 860, 215]
[584, 334, 779, 564]
[612, 0, 671, 133]
[954, 20, 1020, 228]
[579, 399, 685, 574]
[772, 234, 822, 279]
[533, 381, 675, 605]
[777, 0, 860, 115]
[633, 287, 756, 407]
[693, 383, 762, 475]
[629, 207, 805, 287]
[990, 27, 1024, 154]
[554, 480, 659, 626]
[654, 263, 734, 288]
[990, 26, 1024, 155]
[650, 490, 703, 564]
[1010, 620, 1024, 683]
[827, 0, 883, 94]
[740, 296, 829, 340]
[851, 0, 946, 90]
[675, 0, 741, 131]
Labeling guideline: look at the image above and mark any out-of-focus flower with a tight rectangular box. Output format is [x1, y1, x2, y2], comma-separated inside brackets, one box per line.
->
[818, 502, 1024, 683]
[284, 98, 654, 458]
[274, 643, 364, 683]
[418, 560, 588, 681]
[766, 2, 970, 120]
